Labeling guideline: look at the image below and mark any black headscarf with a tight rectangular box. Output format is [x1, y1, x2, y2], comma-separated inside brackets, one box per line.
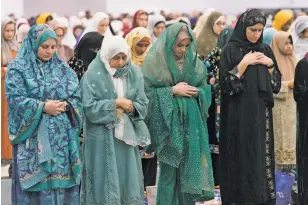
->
[229, 9, 266, 52]
[68, 32, 104, 80]
[74, 32, 104, 69]
[224, 9, 281, 107]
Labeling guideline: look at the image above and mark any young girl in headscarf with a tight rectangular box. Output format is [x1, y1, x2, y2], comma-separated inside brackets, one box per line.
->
[147, 14, 166, 43]
[1, 18, 18, 176]
[142, 22, 214, 205]
[125, 27, 151, 67]
[197, 11, 226, 60]
[80, 36, 150, 205]
[271, 32, 297, 171]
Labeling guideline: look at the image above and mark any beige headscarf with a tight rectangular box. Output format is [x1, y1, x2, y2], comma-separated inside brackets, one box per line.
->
[1, 18, 17, 66]
[193, 8, 216, 38]
[197, 11, 223, 58]
[270, 31, 296, 81]
[172, 26, 191, 70]
[125, 27, 151, 66]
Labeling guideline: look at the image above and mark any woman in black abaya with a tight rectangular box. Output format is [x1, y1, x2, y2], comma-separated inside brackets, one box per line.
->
[294, 53, 308, 205]
[219, 9, 281, 205]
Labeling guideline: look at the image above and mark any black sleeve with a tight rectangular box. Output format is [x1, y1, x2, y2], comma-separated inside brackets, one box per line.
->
[219, 45, 244, 97]
[264, 44, 282, 94]
[294, 58, 308, 102]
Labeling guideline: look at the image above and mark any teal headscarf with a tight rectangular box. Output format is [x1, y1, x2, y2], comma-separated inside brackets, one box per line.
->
[6, 24, 83, 191]
[142, 23, 214, 200]
[217, 27, 233, 49]
[263, 27, 277, 45]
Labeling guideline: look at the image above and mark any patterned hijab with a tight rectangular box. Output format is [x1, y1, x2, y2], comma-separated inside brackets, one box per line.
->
[270, 32, 296, 81]
[229, 9, 266, 52]
[125, 27, 151, 66]
[197, 11, 224, 58]
[1, 18, 17, 66]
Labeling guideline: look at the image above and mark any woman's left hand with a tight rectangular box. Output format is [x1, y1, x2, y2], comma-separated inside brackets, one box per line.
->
[258, 55, 274, 67]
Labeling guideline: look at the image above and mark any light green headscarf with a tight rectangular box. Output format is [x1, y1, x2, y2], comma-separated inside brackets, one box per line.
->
[142, 23, 214, 200]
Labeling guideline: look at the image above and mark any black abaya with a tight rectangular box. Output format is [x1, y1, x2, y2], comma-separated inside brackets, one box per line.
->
[218, 9, 281, 205]
[294, 56, 308, 205]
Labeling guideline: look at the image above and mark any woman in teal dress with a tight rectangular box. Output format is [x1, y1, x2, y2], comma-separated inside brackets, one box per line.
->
[5, 24, 83, 204]
[142, 23, 214, 205]
[80, 36, 151, 205]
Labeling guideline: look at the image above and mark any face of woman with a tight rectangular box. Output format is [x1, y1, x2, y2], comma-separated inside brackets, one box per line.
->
[135, 40, 150, 56]
[97, 19, 109, 35]
[301, 28, 308, 38]
[37, 38, 57, 61]
[213, 15, 226, 36]
[283, 37, 294, 55]
[74, 27, 83, 38]
[153, 22, 165, 37]
[173, 38, 191, 58]
[109, 52, 128, 69]
[4, 23, 15, 41]
[246, 23, 264, 43]
[55, 28, 64, 45]
[281, 20, 292, 32]
[137, 14, 148, 28]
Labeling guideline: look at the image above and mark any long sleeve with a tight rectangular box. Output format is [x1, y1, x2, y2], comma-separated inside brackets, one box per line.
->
[5, 67, 45, 144]
[219, 46, 244, 97]
[81, 75, 118, 126]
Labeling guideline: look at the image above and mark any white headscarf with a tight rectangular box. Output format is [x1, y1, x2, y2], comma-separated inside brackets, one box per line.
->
[80, 12, 110, 39]
[110, 20, 124, 36]
[100, 36, 129, 71]
[292, 16, 308, 59]
[17, 24, 30, 46]
[147, 15, 166, 42]
[56, 17, 77, 49]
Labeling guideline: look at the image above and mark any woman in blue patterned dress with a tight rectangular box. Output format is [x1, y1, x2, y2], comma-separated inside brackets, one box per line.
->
[5, 24, 83, 205]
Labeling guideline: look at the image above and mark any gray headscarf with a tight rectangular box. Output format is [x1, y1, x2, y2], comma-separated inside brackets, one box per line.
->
[292, 16, 308, 59]
[1, 18, 18, 66]
[147, 15, 166, 43]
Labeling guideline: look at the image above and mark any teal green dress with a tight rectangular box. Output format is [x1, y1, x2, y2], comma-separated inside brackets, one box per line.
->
[80, 52, 150, 205]
[142, 23, 214, 205]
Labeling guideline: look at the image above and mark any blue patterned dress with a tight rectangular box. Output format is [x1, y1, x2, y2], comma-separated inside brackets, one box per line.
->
[5, 25, 83, 205]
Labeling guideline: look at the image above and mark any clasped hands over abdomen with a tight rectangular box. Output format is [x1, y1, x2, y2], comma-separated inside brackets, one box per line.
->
[172, 82, 199, 97]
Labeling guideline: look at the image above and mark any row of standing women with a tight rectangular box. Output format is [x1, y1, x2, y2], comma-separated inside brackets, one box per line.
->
[1, 8, 308, 205]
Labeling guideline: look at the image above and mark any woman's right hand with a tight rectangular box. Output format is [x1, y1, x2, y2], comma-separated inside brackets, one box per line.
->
[242, 51, 264, 66]
[173, 82, 199, 97]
